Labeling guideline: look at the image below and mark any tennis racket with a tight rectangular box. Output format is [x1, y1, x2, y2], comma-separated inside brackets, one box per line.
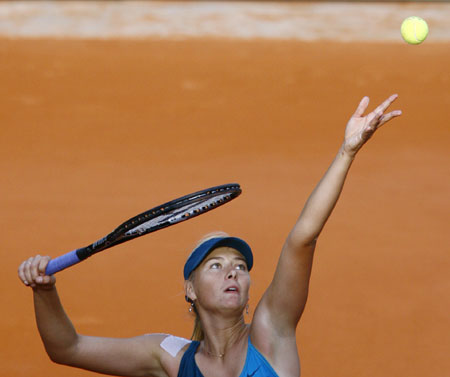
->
[45, 183, 241, 275]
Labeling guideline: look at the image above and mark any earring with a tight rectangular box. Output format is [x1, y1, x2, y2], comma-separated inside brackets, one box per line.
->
[189, 302, 194, 313]
[245, 304, 249, 315]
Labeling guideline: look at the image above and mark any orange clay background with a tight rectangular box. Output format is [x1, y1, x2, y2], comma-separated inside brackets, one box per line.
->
[1, 5, 449, 377]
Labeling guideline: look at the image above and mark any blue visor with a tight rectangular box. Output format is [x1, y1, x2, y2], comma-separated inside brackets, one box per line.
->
[183, 237, 253, 280]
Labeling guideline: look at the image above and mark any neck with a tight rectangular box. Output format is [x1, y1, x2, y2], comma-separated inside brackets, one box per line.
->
[199, 314, 248, 358]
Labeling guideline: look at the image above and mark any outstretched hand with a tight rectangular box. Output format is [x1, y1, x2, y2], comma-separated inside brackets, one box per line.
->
[343, 94, 402, 157]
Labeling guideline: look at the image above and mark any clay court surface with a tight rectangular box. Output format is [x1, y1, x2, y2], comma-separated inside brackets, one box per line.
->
[1, 2, 449, 377]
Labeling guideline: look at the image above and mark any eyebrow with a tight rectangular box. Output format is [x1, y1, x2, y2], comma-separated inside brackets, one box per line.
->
[205, 255, 246, 263]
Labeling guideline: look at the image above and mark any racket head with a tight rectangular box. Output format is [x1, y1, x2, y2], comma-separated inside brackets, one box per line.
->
[77, 183, 242, 258]
[114, 183, 241, 244]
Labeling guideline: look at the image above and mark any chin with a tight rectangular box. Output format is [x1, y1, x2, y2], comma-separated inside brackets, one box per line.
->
[219, 302, 246, 314]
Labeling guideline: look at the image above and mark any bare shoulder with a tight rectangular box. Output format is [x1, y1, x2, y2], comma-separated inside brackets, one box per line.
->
[151, 334, 192, 377]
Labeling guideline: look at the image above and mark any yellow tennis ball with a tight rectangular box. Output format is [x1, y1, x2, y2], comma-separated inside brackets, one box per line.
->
[401, 16, 429, 45]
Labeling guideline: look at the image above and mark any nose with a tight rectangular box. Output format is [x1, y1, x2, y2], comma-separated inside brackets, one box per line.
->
[226, 268, 237, 280]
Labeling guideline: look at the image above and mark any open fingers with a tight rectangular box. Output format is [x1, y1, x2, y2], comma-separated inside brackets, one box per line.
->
[368, 94, 401, 129]
[373, 94, 398, 117]
[354, 96, 370, 117]
[378, 110, 402, 128]
[356, 94, 398, 121]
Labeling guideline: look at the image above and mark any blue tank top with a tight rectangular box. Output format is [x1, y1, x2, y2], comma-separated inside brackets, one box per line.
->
[177, 336, 279, 377]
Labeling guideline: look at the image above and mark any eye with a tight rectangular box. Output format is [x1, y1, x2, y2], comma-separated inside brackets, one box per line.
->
[210, 262, 221, 269]
[235, 263, 247, 271]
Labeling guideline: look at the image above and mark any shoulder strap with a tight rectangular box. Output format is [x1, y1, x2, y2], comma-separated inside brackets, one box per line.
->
[177, 340, 203, 377]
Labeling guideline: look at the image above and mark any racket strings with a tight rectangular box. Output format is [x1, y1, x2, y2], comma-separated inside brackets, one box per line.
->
[125, 193, 232, 236]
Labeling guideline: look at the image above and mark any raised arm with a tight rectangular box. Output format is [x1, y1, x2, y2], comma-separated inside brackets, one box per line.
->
[254, 94, 402, 334]
[18, 255, 171, 377]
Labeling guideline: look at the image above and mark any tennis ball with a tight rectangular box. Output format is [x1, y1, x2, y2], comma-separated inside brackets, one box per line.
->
[401, 16, 428, 45]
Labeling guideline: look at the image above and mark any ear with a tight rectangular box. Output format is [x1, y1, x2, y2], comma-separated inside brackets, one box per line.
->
[184, 280, 197, 302]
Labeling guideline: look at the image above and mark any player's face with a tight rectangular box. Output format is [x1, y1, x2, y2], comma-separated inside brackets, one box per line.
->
[189, 247, 251, 313]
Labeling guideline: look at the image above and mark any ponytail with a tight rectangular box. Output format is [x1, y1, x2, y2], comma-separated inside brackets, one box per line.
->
[191, 310, 204, 341]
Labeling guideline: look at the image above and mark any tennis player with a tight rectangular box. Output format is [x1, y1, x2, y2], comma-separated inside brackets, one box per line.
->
[18, 94, 401, 377]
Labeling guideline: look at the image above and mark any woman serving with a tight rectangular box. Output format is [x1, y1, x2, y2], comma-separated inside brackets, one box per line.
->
[18, 94, 401, 377]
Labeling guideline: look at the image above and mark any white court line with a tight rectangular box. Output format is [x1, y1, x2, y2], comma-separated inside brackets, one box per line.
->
[0, 1, 449, 42]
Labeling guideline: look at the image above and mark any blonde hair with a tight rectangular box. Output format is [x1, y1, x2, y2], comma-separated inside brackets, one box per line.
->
[186, 231, 229, 341]
[189, 231, 230, 257]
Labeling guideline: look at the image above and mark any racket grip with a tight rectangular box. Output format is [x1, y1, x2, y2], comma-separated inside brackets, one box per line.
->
[45, 249, 81, 275]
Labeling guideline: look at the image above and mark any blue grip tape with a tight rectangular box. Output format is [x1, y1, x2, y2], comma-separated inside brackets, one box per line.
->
[45, 250, 81, 275]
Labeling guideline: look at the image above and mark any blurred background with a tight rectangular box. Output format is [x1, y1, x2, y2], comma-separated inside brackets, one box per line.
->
[1, 1, 449, 377]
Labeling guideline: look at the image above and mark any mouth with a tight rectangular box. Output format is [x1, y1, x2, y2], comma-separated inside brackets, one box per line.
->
[224, 286, 239, 293]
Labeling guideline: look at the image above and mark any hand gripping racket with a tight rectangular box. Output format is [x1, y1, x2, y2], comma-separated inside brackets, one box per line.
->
[45, 183, 241, 275]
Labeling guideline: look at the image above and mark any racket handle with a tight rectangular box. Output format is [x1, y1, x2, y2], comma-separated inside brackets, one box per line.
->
[45, 249, 81, 275]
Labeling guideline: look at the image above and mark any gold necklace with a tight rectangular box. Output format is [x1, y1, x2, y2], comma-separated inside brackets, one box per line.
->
[204, 348, 224, 358]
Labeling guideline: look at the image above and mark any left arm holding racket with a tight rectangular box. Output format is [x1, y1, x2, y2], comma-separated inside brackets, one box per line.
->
[18, 274, 183, 376]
